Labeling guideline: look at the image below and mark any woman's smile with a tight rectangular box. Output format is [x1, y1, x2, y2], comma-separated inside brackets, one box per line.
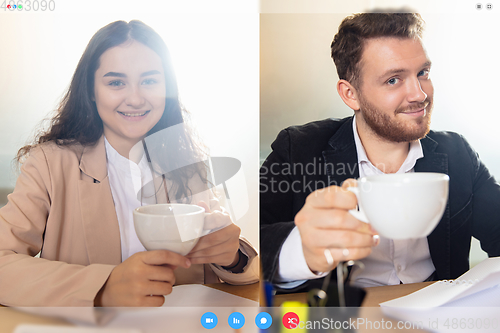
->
[117, 110, 151, 120]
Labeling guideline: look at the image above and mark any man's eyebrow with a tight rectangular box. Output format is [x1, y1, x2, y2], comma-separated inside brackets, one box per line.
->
[379, 68, 407, 80]
[421, 61, 432, 69]
[378, 61, 433, 81]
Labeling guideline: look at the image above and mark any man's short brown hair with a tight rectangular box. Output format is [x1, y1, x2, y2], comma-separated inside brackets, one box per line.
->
[331, 13, 425, 89]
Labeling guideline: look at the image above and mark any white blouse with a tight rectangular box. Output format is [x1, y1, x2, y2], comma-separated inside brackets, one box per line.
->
[104, 137, 152, 261]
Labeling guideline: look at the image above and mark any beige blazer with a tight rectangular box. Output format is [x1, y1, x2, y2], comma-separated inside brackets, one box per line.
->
[0, 136, 258, 306]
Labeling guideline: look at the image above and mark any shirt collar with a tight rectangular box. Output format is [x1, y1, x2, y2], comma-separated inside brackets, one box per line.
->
[352, 115, 424, 174]
[104, 137, 149, 176]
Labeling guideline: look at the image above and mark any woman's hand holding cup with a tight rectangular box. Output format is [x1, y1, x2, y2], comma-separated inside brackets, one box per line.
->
[95, 250, 191, 307]
[295, 179, 379, 273]
[186, 200, 241, 268]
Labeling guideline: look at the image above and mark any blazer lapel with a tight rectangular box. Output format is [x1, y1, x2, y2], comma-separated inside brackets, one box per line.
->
[415, 135, 450, 279]
[323, 117, 360, 184]
[78, 136, 121, 265]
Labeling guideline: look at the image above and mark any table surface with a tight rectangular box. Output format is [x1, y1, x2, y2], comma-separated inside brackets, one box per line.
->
[362, 281, 434, 307]
[1, 282, 433, 332]
[0, 283, 259, 333]
[273, 281, 434, 307]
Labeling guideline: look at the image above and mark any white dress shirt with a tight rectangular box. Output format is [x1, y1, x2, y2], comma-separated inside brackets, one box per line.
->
[276, 116, 436, 288]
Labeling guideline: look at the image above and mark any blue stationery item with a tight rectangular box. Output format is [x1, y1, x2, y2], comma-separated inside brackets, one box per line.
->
[264, 281, 275, 308]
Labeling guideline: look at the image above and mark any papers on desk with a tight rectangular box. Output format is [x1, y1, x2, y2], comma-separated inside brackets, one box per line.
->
[380, 257, 500, 332]
[102, 286, 258, 332]
[381, 257, 500, 308]
[104, 286, 258, 333]
[162, 284, 257, 307]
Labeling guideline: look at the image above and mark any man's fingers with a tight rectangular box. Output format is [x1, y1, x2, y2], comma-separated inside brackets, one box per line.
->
[305, 246, 373, 272]
[141, 250, 191, 268]
[341, 178, 358, 189]
[301, 229, 376, 249]
[320, 247, 373, 265]
[305, 185, 357, 209]
[295, 206, 371, 233]
[295, 178, 377, 273]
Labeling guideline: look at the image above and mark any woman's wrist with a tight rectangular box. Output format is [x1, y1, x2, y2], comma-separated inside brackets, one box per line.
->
[221, 250, 248, 273]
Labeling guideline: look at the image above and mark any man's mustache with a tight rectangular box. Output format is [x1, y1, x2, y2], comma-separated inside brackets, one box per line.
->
[397, 100, 431, 114]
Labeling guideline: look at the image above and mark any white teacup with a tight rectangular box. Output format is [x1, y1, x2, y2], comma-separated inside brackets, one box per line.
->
[347, 172, 449, 239]
[133, 204, 206, 255]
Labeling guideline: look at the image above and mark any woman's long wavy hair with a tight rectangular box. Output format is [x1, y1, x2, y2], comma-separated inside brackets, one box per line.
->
[17, 20, 208, 202]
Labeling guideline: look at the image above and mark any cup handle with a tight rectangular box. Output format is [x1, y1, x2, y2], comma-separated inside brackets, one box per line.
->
[346, 187, 369, 224]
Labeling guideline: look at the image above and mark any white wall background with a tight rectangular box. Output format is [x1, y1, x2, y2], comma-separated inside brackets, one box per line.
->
[0, 2, 259, 247]
[260, 1, 496, 265]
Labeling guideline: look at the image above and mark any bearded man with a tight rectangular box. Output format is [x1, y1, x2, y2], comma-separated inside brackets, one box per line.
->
[260, 13, 500, 291]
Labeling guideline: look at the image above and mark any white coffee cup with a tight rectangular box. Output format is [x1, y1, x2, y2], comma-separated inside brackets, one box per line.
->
[347, 172, 449, 239]
[133, 204, 206, 255]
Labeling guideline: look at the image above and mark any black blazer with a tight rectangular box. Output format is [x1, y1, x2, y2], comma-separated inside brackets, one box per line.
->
[260, 117, 500, 289]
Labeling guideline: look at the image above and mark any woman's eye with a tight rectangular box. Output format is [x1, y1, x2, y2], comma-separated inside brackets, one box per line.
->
[108, 80, 124, 87]
[142, 78, 157, 85]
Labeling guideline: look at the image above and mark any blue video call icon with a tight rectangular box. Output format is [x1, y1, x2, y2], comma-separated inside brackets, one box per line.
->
[201, 312, 218, 329]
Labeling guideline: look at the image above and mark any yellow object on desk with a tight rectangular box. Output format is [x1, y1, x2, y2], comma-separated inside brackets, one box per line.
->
[280, 301, 308, 332]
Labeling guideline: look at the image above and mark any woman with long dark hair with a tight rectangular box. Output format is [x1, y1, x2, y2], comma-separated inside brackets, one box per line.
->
[0, 20, 258, 307]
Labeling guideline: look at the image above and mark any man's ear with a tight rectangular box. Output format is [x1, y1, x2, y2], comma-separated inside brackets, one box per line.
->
[337, 79, 360, 111]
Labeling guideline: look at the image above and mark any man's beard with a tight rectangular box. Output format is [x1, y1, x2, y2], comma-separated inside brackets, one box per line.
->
[358, 95, 433, 143]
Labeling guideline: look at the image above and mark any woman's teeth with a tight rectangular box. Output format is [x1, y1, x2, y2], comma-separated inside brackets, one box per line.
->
[118, 111, 149, 117]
